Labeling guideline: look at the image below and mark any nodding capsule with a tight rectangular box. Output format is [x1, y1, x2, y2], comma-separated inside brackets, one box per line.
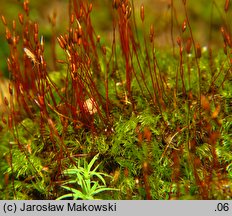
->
[12, 20, 16, 30]
[140, 4, 144, 22]
[88, 3, 93, 13]
[149, 24, 155, 42]
[23, 0, 30, 16]
[18, 13, 24, 25]
[1, 15, 7, 26]
[195, 43, 201, 58]
[176, 37, 182, 46]
[97, 35, 101, 43]
[4, 97, 9, 107]
[182, 19, 187, 32]
[5, 27, 12, 42]
[57, 35, 67, 49]
[224, 0, 230, 12]
[34, 22, 39, 34]
[70, 13, 75, 24]
[186, 37, 192, 54]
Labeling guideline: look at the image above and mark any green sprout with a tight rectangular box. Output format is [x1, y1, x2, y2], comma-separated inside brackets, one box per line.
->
[57, 154, 118, 200]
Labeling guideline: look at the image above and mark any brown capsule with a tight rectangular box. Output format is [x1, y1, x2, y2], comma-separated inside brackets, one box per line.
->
[142, 161, 153, 176]
[7, 58, 12, 72]
[38, 95, 45, 107]
[10, 55, 15, 63]
[226, 34, 232, 48]
[73, 30, 78, 43]
[23, 0, 30, 16]
[124, 167, 129, 178]
[78, 38, 82, 45]
[12, 20, 16, 30]
[47, 118, 58, 135]
[143, 161, 148, 172]
[52, 11, 57, 23]
[88, 3, 93, 13]
[4, 97, 9, 107]
[149, 24, 155, 43]
[57, 36, 66, 49]
[71, 63, 76, 73]
[70, 13, 75, 24]
[182, 0, 186, 5]
[176, 37, 182, 46]
[201, 95, 210, 111]
[34, 22, 39, 34]
[64, 34, 69, 44]
[140, 4, 144, 22]
[8, 114, 12, 129]
[182, 19, 187, 32]
[180, 45, 183, 54]
[212, 105, 220, 119]
[224, 0, 230, 12]
[18, 13, 24, 25]
[12, 36, 18, 47]
[221, 27, 232, 48]
[5, 28, 12, 44]
[87, 57, 91, 67]
[137, 132, 143, 143]
[79, 8, 83, 18]
[9, 83, 13, 95]
[144, 127, 152, 142]
[1, 15, 7, 26]
[69, 28, 73, 42]
[2, 114, 7, 125]
[34, 33, 38, 44]
[195, 42, 201, 58]
[220, 26, 225, 37]
[78, 26, 83, 38]
[97, 35, 101, 43]
[15, 35, 20, 44]
[23, 25, 29, 40]
[69, 27, 73, 36]
[186, 37, 192, 54]
[221, 26, 227, 44]
[56, 59, 66, 64]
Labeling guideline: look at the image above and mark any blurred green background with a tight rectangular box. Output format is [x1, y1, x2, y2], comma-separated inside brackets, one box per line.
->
[0, 0, 229, 75]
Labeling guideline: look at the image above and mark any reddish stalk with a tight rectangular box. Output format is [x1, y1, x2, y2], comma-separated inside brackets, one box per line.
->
[182, 1, 202, 112]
